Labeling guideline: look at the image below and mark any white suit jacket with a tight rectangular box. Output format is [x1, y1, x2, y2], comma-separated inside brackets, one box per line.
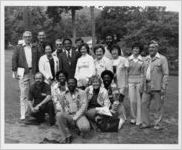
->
[39, 54, 59, 82]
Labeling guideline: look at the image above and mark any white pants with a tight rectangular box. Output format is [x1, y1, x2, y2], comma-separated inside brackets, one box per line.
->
[128, 83, 142, 124]
[18, 72, 32, 119]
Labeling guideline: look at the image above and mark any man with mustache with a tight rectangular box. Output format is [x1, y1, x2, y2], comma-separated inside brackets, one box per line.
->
[26, 72, 55, 126]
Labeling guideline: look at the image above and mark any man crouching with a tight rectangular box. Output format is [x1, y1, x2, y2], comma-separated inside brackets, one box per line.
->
[56, 78, 90, 143]
[27, 72, 55, 125]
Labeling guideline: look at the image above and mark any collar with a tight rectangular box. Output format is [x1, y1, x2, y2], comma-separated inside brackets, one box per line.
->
[44, 55, 54, 62]
[65, 88, 79, 94]
[148, 52, 160, 60]
[129, 54, 142, 61]
[22, 42, 32, 47]
[58, 82, 68, 88]
[155, 52, 160, 58]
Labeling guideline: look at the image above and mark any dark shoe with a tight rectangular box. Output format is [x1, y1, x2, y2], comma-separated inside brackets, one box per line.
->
[18, 119, 27, 124]
[65, 136, 73, 143]
[40, 138, 60, 144]
[24, 119, 40, 125]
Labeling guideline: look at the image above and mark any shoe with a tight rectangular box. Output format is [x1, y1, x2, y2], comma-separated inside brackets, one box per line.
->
[24, 119, 40, 125]
[66, 136, 73, 143]
[154, 125, 163, 130]
[130, 119, 136, 125]
[118, 118, 125, 129]
[139, 124, 151, 129]
[40, 138, 60, 144]
[18, 119, 26, 124]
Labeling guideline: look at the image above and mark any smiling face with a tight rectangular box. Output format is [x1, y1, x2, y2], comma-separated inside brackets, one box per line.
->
[105, 35, 113, 46]
[37, 31, 46, 43]
[149, 44, 158, 57]
[55, 39, 62, 51]
[58, 73, 66, 84]
[76, 40, 83, 48]
[102, 74, 112, 88]
[23, 31, 32, 45]
[34, 73, 44, 88]
[132, 47, 140, 56]
[68, 79, 77, 92]
[111, 48, 119, 59]
[45, 45, 52, 57]
[80, 45, 87, 56]
[63, 40, 72, 51]
[92, 78, 101, 90]
[95, 48, 104, 60]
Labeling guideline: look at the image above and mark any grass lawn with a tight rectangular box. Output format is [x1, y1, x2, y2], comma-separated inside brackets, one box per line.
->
[4, 50, 179, 144]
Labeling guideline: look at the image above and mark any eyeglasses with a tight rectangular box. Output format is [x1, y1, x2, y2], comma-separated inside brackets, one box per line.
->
[56, 44, 62, 46]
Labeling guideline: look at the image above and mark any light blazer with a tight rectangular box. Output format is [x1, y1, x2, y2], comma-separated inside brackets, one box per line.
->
[143, 53, 169, 91]
[39, 55, 59, 82]
[85, 86, 111, 108]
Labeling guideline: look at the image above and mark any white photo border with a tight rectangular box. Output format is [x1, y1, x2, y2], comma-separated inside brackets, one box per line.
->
[0, 0, 181, 149]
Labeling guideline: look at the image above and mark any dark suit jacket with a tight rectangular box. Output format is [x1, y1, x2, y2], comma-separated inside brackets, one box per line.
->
[35, 42, 46, 60]
[12, 44, 39, 75]
[59, 49, 79, 78]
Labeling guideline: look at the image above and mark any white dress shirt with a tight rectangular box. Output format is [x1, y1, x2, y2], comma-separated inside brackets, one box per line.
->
[23, 44, 32, 68]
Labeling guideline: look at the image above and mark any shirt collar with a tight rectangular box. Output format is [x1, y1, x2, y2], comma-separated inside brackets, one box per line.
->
[65, 88, 79, 94]
[129, 54, 142, 61]
[149, 52, 160, 59]
[22, 42, 32, 47]
[155, 52, 160, 58]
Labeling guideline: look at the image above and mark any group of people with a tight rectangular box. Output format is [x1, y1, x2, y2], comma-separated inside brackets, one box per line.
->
[12, 30, 169, 143]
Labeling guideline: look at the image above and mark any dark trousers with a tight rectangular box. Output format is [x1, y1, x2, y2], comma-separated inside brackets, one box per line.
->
[31, 101, 55, 125]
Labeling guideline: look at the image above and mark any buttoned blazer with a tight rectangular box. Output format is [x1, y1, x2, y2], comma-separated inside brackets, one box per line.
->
[59, 49, 80, 78]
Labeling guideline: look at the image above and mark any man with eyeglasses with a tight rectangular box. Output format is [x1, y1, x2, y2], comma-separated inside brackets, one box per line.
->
[52, 39, 64, 59]
[12, 31, 39, 122]
[140, 41, 169, 130]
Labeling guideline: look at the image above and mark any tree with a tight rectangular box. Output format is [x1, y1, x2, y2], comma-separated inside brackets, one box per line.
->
[46, 6, 82, 42]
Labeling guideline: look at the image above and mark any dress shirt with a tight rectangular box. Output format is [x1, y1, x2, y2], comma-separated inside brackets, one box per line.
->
[146, 53, 160, 81]
[61, 88, 87, 120]
[23, 44, 32, 68]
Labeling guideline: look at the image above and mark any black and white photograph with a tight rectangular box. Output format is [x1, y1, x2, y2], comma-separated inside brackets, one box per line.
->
[0, 0, 181, 149]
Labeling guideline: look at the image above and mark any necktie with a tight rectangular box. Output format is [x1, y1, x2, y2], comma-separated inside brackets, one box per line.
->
[67, 50, 71, 65]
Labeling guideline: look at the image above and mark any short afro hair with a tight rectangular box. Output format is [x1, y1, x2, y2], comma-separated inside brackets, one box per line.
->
[101, 70, 114, 80]
[63, 38, 72, 45]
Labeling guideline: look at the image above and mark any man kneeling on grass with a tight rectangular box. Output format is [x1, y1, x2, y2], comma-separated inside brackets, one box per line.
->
[26, 72, 56, 126]
[56, 78, 90, 143]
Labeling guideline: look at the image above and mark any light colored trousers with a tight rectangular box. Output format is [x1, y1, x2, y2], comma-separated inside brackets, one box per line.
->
[141, 91, 164, 126]
[18, 72, 32, 119]
[128, 83, 142, 124]
[56, 112, 90, 139]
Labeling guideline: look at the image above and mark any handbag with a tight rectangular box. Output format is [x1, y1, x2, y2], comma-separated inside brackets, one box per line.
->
[95, 114, 119, 132]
